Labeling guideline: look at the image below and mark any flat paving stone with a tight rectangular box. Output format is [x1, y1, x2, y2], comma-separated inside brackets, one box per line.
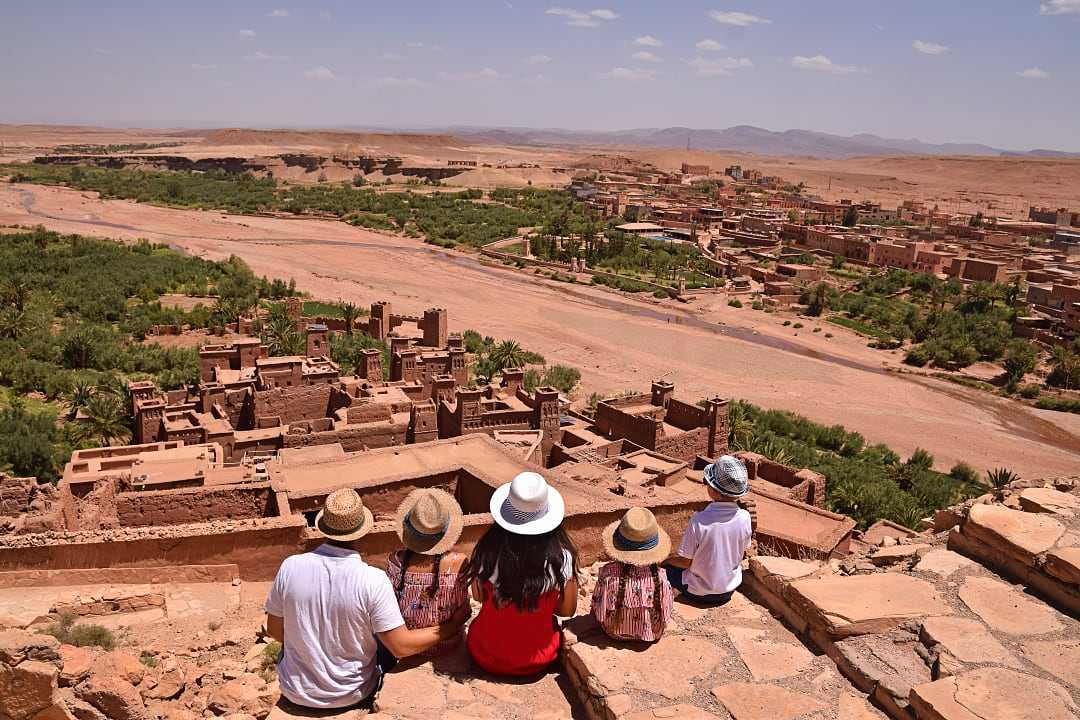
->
[966, 504, 1065, 564]
[957, 576, 1064, 636]
[726, 626, 815, 681]
[624, 705, 722, 720]
[787, 574, 950, 637]
[569, 633, 724, 700]
[1018, 488, 1080, 517]
[870, 544, 929, 566]
[913, 549, 976, 578]
[920, 616, 1019, 667]
[910, 667, 1078, 720]
[836, 692, 886, 720]
[1021, 638, 1080, 689]
[711, 682, 826, 720]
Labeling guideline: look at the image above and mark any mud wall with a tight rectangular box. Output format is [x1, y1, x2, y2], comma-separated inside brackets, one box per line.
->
[115, 485, 276, 527]
[664, 399, 707, 432]
[254, 384, 334, 425]
[282, 421, 409, 454]
[594, 404, 660, 449]
[0, 521, 306, 581]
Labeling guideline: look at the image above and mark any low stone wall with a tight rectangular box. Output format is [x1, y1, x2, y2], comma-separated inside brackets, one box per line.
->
[0, 564, 239, 589]
[52, 588, 166, 618]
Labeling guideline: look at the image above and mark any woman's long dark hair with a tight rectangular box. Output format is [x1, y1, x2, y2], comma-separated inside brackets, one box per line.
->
[466, 524, 578, 612]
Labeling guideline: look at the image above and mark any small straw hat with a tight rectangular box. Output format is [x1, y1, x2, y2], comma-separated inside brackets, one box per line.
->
[602, 507, 671, 566]
[394, 488, 465, 555]
[490, 471, 566, 536]
[315, 488, 374, 542]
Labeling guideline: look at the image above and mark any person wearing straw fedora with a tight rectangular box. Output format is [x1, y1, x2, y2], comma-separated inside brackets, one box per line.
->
[464, 471, 580, 676]
[592, 507, 675, 642]
[385, 489, 470, 657]
[662, 455, 754, 606]
[265, 488, 469, 712]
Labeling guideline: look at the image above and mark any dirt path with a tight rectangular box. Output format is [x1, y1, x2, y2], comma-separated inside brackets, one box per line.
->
[3, 182, 1078, 476]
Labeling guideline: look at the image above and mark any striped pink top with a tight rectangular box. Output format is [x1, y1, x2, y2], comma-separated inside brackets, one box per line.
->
[590, 562, 674, 642]
[385, 551, 470, 652]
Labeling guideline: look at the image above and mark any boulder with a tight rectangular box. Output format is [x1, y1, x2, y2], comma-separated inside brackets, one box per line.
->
[207, 674, 273, 719]
[0, 630, 61, 667]
[93, 651, 147, 687]
[910, 667, 1077, 720]
[748, 556, 819, 596]
[957, 576, 1063, 635]
[964, 504, 1064, 566]
[140, 664, 186, 701]
[75, 675, 147, 720]
[786, 574, 950, 637]
[57, 646, 95, 687]
[870, 544, 929, 566]
[0, 660, 60, 720]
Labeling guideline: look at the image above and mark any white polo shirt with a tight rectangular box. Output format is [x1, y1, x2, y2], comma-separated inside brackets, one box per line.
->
[676, 502, 753, 596]
[265, 544, 405, 708]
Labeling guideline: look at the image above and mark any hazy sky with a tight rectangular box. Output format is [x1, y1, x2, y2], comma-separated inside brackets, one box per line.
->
[2, 1, 1078, 150]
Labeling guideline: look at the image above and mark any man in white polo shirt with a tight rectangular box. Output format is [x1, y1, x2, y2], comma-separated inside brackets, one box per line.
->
[265, 488, 468, 714]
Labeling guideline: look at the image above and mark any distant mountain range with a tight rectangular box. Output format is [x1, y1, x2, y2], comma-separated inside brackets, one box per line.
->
[420, 124, 1080, 160]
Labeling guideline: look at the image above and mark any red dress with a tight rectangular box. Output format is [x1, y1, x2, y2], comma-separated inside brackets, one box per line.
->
[466, 581, 562, 676]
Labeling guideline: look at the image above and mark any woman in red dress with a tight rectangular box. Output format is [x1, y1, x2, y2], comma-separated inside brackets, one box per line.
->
[465, 472, 579, 676]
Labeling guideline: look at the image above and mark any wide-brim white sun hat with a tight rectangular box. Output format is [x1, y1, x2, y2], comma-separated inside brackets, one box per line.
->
[490, 471, 566, 536]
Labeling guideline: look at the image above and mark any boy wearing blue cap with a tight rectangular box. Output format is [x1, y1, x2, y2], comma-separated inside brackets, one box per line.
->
[663, 455, 754, 605]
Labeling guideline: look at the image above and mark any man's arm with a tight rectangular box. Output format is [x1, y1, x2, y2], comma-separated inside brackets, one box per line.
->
[664, 554, 692, 569]
[265, 613, 284, 644]
[376, 603, 469, 659]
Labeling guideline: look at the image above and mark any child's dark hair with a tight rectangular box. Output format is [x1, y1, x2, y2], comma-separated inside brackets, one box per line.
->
[394, 549, 444, 598]
[611, 562, 665, 630]
[466, 524, 578, 612]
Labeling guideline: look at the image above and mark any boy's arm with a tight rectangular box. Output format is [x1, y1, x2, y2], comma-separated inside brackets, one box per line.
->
[664, 554, 692, 569]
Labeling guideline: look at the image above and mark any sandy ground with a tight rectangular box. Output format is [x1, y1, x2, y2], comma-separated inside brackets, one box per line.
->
[2, 182, 1077, 477]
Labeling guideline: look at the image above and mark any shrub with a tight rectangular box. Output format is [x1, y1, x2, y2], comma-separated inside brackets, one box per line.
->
[793, 322, 804, 329]
[751, 301, 764, 311]
[1018, 384, 1041, 399]
[261, 640, 283, 673]
[782, 320, 792, 327]
[1034, 396, 1080, 414]
[541, 365, 581, 394]
[728, 299, 743, 308]
[39, 614, 116, 650]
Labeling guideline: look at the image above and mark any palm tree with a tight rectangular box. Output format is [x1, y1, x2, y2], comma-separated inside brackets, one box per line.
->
[80, 392, 130, 447]
[1, 278, 32, 312]
[727, 401, 755, 451]
[488, 340, 528, 373]
[262, 316, 304, 356]
[805, 282, 832, 317]
[65, 379, 96, 420]
[340, 302, 360, 336]
[1048, 346, 1078, 390]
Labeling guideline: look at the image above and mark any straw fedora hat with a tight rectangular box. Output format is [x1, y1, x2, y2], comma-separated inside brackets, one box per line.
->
[490, 471, 565, 536]
[315, 488, 374, 542]
[394, 488, 464, 555]
[602, 507, 671, 566]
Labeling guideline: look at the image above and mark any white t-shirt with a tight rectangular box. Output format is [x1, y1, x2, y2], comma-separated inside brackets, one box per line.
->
[265, 544, 405, 708]
[676, 502, 752, 596]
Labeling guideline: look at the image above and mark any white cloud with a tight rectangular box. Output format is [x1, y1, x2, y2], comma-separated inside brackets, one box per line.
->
[239, 29, 256, 38]
[318, 10, 331, 20]
[1040, 0, 1080, 15]
[268, 8, 289, 17]
[546, 7, 619, 27]
[375, 76, 428, 88]
[633, 51, 662, 63]
[634, 35, 663, 47]
[191, 63, 218, 71]
[913, 40, 949, 55]
[1017, 67, 1050, 79]
[525, 54, 553, 65]
[687, 55, 752, 76]
[304, 66, 335, 81]
[791, 55, 860, 75]
[598, 66, 658, 81]
[525, 74, 553, 85]
[696, 39, 725, 51]
[378, 52, 406, 62]
[440, 67, 505, 81]
[245, 50, 288, 61]
[405, 41, 426, 48]
[707, 10, 771, 27]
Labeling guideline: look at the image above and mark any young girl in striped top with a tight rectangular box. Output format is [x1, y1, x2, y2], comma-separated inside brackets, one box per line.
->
[386, 489, 470, 656]
[591, 507, 674, 643]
